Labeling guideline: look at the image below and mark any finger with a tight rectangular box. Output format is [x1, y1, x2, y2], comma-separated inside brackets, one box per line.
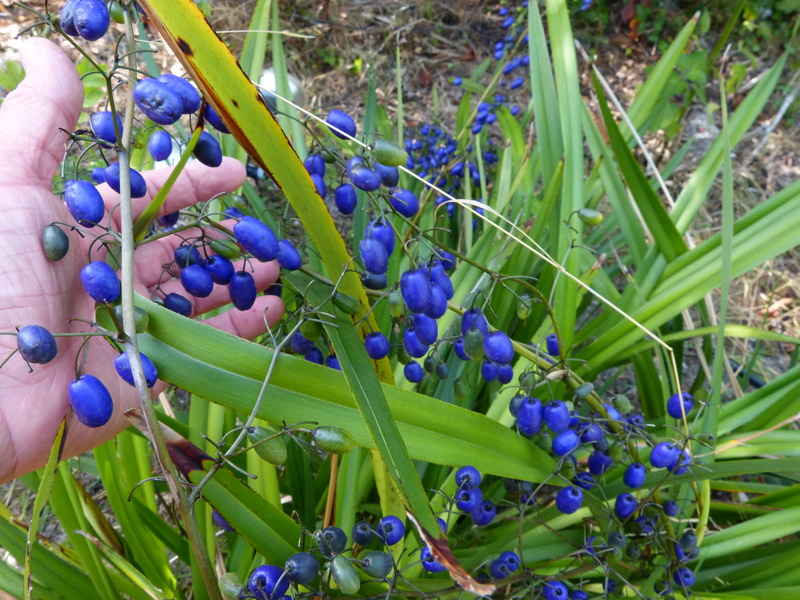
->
[0, 38, 83, 188]
[100, 157, 246, 224]
[202, 295, 285, 339]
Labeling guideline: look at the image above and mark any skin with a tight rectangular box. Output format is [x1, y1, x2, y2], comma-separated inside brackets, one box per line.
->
[0, 38, 284, 484]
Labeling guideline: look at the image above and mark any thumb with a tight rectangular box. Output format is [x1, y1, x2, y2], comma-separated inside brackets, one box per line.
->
[0, 38, 84, 187]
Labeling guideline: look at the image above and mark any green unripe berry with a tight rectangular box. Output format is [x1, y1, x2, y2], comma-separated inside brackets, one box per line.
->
[558, 457, 576, 480]
[535, 432, 552, 453]
[42, 224, 70, 261]
[300, 319, 324, 341]
[312, 426, 356, 454]
[435, 362, 449, 380]
[609, 441, 624, 462]
[333, 292, 361, 315]
[614, 394, 633, 414]
[423, 355, 437, 374]
[516, 292, 532, 319]
[330, 554, 360, 595]
[209, 238, 241, 260]
[573, 382, 594, 399]
[320, 141, 338, 164]
[577, 208, 603, 226]
[218, 572, 245, 599]
[247, 425, 288, 465]
[114, 305, 150, 333]
[519, 371, 535, 390]
[454, 377, 468, 400]
[108, 1, 125, 23]
[387, 291, 404, 318]
[463, 327, 485, 361]
[371, 139, 408, 167]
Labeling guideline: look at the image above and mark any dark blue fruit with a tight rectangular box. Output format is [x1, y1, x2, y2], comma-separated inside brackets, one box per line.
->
[203, 104, 230, 133]
[546, 333, 559, 356]
[615, 493, 638, 519]
[157, 73, 201, 114]
[73, 0, 110, 41]
[163, 292, 192, 316]
[159, 210, 180, 227]
[306, 347, 324, 364]
[516, 396, 543, 436]
[180, 264, 214, 298]
[366, 218, 395, 256]
[133, 78, 184, 126]
[552, 429, 579, 456]
[483, 331, 514, 363]
[461, 308, 489, 335]
[364, 332, 390, 360]
[203, 254, 234, 284]
[68, 374, 113, 428]
[410, 313, 437, 345]
[247, 564, 289, 600]
[455, 465, 481, 489]
[428, 262, 454, 299]
[403, 328, 429, 358]
[404, 361, 423, 382]
[377, 516, 404, 546]
[421, 547, 446, 573]
[174, 244, 203, 268]
[326, 109, 356, 139]
[650, 441, 680, 469]
[16, 324, 58, 364]
[374, 161, 400, 187]
[59, 0, 79, 35]
[543, 400, 571, 434]
[575, 471, 595, 491]
[334, 183, 357, 215]
[80, 261, 120, 303]
[496, 363, 514, 384]
[388, 187, 419, 218]
[193, 131, 222, 167]
[663, 500, 680, 517]
[349, 164, 382, 191]
[277, 239, 302, 270]
[352, 521, 376, 546]
[543, 581, 568, 600]
[667, 392, 694, 419]
[480, 360, 497, 382]
[471, 500, 496, 526]
[318, 526, 348, 557]
[623, 462, 646, 488]
[456, 487, 482, 511]
[148, 130, 173, 161]
[359, 237, 388, 275]
[113, 352, 158, 387]
[64, 179, 104, 227]
[325, 354, 341, 370]
[555, 485, 583, 514]
[90, 111, 122, 144]
[362, 271, 388, 290]
[588, 451, 613, 476]
[425, 283, 447, 319]
[234, 216, 278, 261]
[400, 269, 432, 314]
[284, 552, 318, 585]
[104, 162, 148, 198]
[230, 271, 257, 310]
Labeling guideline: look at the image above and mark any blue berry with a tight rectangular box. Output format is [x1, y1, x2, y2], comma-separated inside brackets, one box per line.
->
[569, 591, 589, 600]
[471, 500, 496, 526]
[310, 173, 327, 198]
[388, 187, 419, 218]
[673, 567, 695, 587]
[480, 360, 498, 382]
[352, 521, 375, 546]
[483, 331, 514, 363]
[349, 164, 382, 191]
[325, 354, 341, 370]
[552, 430, 579, 457]
[359, 237, 389, 275]
[545, 333, 559, 356]
[159, 210, 180, 227]
[614, 493, 638, 519]
[543, 581, 568, 600]
[59, 0, 79, 35]
[234, 216, 278, 261]
[193, 131, 223, 167]
[555, 486, 583, 514]
[578, 422, 604, 444]
[90, 111, 122, 144]
[68, 374, 114, 428]
[453, 337, 469, 361]
[543, 400, 570, 434]
[163, 292, 192, 316]
[400, 269, 433, 314]
[284, 552, 318, 585]
[326, 109, 357, 139]
[456, 488, 482, 512]
[16, 325, 58, 364]
[498, 551, 519, 571]
[375, 162, 400, 187]
[650, 442, 680, 469]
[64, 180, 104, 227]
[496, 362, 514, 384]
[204, 254, 234, 285]
[420, 547, 446, 573]
[104, 162, 148, 198]
[623, 462, 646, 488]
[174, 244, 203, 268]
[461, 308, 488, 335]
[203, 104, 230, 133]
[229, 271, 257, 310]
[334, 183, 357, 215]
[403, 328, 429, 359]
[318, 526, 348, 557]
[668, 449, 692, 475]
[663, 500, 680, 517]
[404, 361, 423, 382]
[304, 153, 325, 177]
[277, 239, 302, 271]
[366, 218, 395, 256]
[410, 313, 438, 346]
[306, 348, 324, 365]
[517, 396, 543, 436]
[587, 451, 613, 476]
[428, 262, 454, 299]
[73, 0, 110, 41]
[453, 77, 462, 86]
[113, 352, 158, 388]
[667, 392, 694, 419]
[455, 465, 481, 489]
[377, 516, 404, 546]
[180, 264, 214, 298]
[80, 261, 120, 303]
[424, 283, 448, 319]
[362, 271, 387, 290]
[157, 73, 201, 114]
[247, 564, 289, 600]
[364, 332, 390, 360]
[90, 167, 105, 183]
[574, 471, 595, 491]
[133, 78, 183, 126]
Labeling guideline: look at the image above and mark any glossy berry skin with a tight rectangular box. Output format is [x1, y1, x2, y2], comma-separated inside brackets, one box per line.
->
[193, 131, 222, 167]
[545, 333, 560, 356]
[277, 239, 302, 271]
[133, 79, 183, 126]
[163, 293, 192, 316]
[615, 493, 639, 519]
[575, 471, 595, 491]
[229, 271, 257, 310]
[552, 429, 579, 457]
[90, 111, 122, 144]
[569, 591, 588, 600]
[113, 352, 158, 388]
[377, 515, 405, 546]
[352, 521, 375, 546]
[248, 564, 289, 600]
[318, 526, 348, 557]
[334, 183, 357, 214]
[668, 450, 692, 475]
[667, 392, 694, 419]
[326, 109, 357, 139]
[578, 422, 604, 444]
[68, 374, 114, 428]
[73, 0, 110, 41]
[516, 397, 543, 436]
[157, 73, 201, 114]
[471, 500, 496, 526]
[148, 130, 173, 161]
[588, 451, 613, 476]
[623, 462, 647, 488]
[234, 216, 278, 261]
[349, 164, 382, 191]
[159, 210, 180, 227]
[64, 180, 104, 227]
[400, 269, 433, 314]
[180, 264, 214, 298]
[663, 500, 680, 517]
[555, 485, 583, 514]
[420, 547, 446, 573]
[203, 105, 230, 133]
[456, 465, 481, 489]
[284, 552, 318, 584]
[306, 348, 324, 365]
[174, 245, 203, 268]
[359, 237, 388, 275]
[59, 0, 79, 35]
[483, 331, 514, 364]
[455, 488, 482, 512]
[543, 400, 571, 434]
[104, 163, 148, 198]
[453, 337, 469, 361]
[461, 308, 489, 335]
[388, 187, 419, 218]
[291, 332, 314, 355]
[480, 360, 497, 382]
[498, 551, 520, 571]
[425, 283, 448, 319]
[325, 354, 341, 370]
[304, 153, 325, 177]
[362, 271, 387, 290]
[203, 254, 234, 285]
[359, 550, 393, 578]
[673, 567, 695, 587]
[375, 162, 400, 187]
[650, 441, 680, 469]
[543, 581, 568, 600]
[366, 218, 395, 256]
[403, 329, 429, 359]
[428, 262, 454, 300]
[16, 325, 58, 364]
[80, 261, 120, 304]
[410, 313, 438, 346]
[364, 332, 390, 360]
[404, 361, 423, 382]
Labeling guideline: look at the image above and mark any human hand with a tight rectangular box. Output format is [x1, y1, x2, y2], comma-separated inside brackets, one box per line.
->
[0, 38, 284, 484]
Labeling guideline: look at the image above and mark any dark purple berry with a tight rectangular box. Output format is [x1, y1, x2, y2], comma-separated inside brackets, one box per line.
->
[326, 109, 356, 139]
[68, 374, 113, 428]
[133, 78, 184, 126]
[180, 264, 214, 298]
[230, 271, 257, 310]
[157, 73, 201, 114]
[163, 292, 192, 316]
[149, 130, 174, 160]
[277, 239, 302, 270]
[325, 354, 341, 370]
[80, 261, 120, 303]
[193, 131, 223, 167]
[113, 352, 158, 388]
[364, 332, 390, 360]
[16, 325, 58, 364]
[159, 210, 180, 227]
[64, 179, 104, 227]
[234, 216, 278, 261]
